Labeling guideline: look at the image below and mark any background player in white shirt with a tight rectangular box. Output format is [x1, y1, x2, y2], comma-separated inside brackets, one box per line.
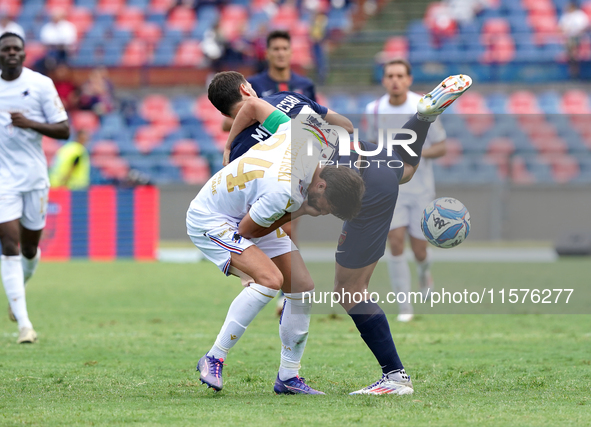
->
[0, 33, 70, 343]
[365, 59, 447, 322]
[187, 100, 365, 394]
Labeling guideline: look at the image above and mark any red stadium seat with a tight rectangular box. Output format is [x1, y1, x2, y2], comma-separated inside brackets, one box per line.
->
[135, 22, 162, 45]
[166, 6, 196, 33]
[46, 0, 73, 14]
[91, 140, 120, 167]
[482, 34, 515, 63]
[377, 36, 409, 62]
[272, 4, 299, 29]
[487, 137, 515, 156]
[510, 156, 535, 184]
[561, 90, 591, 114]
[454, 92, 489, 114]
[507, 91, 541, 114]
[121, 39, 150, 66]
[140, 95, 172, 122]
[436, 138, 462, 167]
[290, 37, 312, 68]
[549, 154, 579, 183]
[181, 157, 211, 185]
[71, 111, 100, 133]
[116, 7, 144, 32]
[42, 137, 61, 166]
[22, 42, 46, 68]
[465, 115, 495, 135]
[149, 0, 175, 13]
[174, 40, 204, 66]
[170, 139, 200, 166]
[97, 0, 126, 14]
[101, 157, 130, 180]
[134, 125, 166, 153]
[68, 7, 93, 35]
[219, 5, 248, 39]
[0, 0, 20, 16]
[583, 2, 591, 20]
[522, 0, 554, 13]
[195, 94, 222, 123]
[292, 22, 309, 38]
[530, 136, 568, 155]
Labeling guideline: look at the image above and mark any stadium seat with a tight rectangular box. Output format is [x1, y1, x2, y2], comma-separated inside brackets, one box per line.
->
[149, 0, 175, 13]
[134, 125, 166, 153]
[454, 92, 489, 114]
[90, 140, 120, 167]
[68, 7, 93, 35]
[549, 154, 580, 183]
[116, 7, 144, 32]
[378, 37, 409, 62]
[121, 39, 150, 66]
[101, 157, 130, 180]
[482, 34, 515, 63]
[22, 42, 46, 68]
[481, 18, 511, 45]
[272, 4, 299, 29]
[97, 0, 125, 14]
[507, 91, 541, 114]
[139, 95, 172, 122]
[135, 22, 162, 45]
[173, 40, 204, 66]
[46, 0, 73, 14]
[166, 6, 196, 33]
[180, 156, 211, 185]
[561, 90, 591, 114]
[170, 139, 200, 166]
[436, 138, 462, 167]
[510, 156, 535, 184]
[71, 111, 100, 133]
[290, 37, 312, 68]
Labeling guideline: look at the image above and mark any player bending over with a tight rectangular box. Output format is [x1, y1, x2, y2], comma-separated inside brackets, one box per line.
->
[208, 71, 472, 395]
[186, 104, 365, 394]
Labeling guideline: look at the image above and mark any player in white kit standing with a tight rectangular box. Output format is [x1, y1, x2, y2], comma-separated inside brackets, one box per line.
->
[365, 59, 447, 322]
[0, 33, 70, 343]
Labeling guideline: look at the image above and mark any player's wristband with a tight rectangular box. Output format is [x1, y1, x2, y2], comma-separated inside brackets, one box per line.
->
[262, 110, 290, 134]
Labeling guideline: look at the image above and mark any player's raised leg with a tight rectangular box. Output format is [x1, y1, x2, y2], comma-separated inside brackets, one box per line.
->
[335, 263, 413, 395]
[197, 244, 282, 391]
[417, 74, 472, 118]
[0, 219, 37, 344]
[272, 250, 324, 395]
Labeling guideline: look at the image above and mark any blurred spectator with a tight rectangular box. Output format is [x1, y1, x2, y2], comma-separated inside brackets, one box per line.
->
[52, 64, 79, 112]
[559, 2, 589, 77]
[39, 10, 77, 72]
[49, 130, 91, 190]
[445, 0, 489, 25]
[0, 10, 24, 39]
[310, 10, 329, 84]
[79, 68, 115, 116]
[202, 22, 226, 69]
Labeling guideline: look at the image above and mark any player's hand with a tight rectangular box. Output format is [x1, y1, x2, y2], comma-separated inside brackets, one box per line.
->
[10, 112, 34, 129]
[223, 148, 231, 166]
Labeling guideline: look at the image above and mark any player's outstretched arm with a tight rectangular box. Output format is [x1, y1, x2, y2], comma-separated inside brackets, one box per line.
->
[226, 98, 278, 150]
[10, 113, 70, 139]
[400, 162, 419, 185]
[324, 108, 354, 134]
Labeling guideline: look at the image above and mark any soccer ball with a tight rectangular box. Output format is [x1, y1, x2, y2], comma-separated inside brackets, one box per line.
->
[421, 197, 471, 249]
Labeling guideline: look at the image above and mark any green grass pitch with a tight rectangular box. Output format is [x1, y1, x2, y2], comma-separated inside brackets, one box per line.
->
[1, 259, 590, 426]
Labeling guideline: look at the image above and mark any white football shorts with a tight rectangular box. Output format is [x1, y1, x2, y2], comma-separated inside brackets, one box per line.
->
[188, 219, 295, 276]
[0, 187, 49, 230]
[390, 192, 435, 240]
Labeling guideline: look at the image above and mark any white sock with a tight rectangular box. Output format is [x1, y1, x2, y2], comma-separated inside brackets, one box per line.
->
[417, 112, 437, 123]
[207, 283, 279, 360]
[1, 255, 33, 329]
[278, 291, 312, 381]
[386, 368, 410, 382]
[416, 251, 432, 289]
[22, 248, 41, 284]
[387, 253, 413, 315]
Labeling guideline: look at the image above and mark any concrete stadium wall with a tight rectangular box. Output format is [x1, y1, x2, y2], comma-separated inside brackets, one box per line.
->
[159, 184, 591, 242]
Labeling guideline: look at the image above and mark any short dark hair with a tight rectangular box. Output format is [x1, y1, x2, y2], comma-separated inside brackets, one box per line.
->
[383, 58, 412, 76]
[0, 32, 25, 47]
[267, 30, 290, 48]
[207, 71, 248, 116]
[320, 166, 365, 221]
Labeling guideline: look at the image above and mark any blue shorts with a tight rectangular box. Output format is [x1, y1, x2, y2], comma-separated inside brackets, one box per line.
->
[336, 143, 404, 269]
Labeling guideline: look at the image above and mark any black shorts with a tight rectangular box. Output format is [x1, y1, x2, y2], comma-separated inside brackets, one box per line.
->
[335, 143, 403, 269]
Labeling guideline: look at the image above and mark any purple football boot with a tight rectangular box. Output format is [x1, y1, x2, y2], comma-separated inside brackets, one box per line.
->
[274, 374, 325, 395]
[197, 354, 224, 391]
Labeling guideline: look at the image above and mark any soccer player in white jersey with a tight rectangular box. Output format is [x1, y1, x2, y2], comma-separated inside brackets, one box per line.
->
[365, 59, 447, 322]
[186, 99, 365, 394]
[0, 33, 70, 343]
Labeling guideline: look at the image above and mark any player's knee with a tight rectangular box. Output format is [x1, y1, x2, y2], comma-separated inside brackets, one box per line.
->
[414, 248, 427, 262]
[389, 237, 404, 256]
[0, 239, 19, 256]
[256, 270, 284, 291]
[21, 245, 38, 260]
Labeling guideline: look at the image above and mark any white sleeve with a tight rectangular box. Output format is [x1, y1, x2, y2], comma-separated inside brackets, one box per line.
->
[249, 192, 296, 228]
[40, 78, 69, 124]
[428, 116, 447, 143]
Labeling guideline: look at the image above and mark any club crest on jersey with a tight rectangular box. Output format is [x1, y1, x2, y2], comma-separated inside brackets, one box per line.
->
[338, 231, 347, 246]
[232, 232, 243, 244]
[22, 89, 30, 97]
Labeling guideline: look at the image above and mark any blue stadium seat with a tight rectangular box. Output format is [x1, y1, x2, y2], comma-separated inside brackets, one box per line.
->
[152, 40, 177, 66]
[146, 12, 167, 26]
[486, 93, 508, 114]
[407, 20, 429, 37]
[127, 0, 149, 7]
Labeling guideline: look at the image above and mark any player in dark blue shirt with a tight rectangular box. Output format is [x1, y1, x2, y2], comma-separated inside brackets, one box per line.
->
[248, 30, 316, 101]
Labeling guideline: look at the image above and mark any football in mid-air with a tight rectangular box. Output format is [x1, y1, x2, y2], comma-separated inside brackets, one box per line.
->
[421, 197, 471, 249]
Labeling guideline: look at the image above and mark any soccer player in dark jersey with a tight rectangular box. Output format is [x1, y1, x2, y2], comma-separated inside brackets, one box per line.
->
[208, 71, 472, 395]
